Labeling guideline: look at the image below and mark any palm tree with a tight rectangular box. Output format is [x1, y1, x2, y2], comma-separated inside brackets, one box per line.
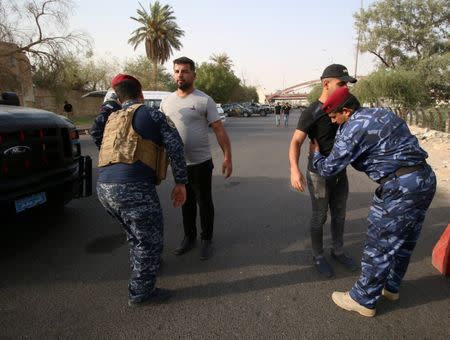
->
[128, 1, 184, 89]
[210, 53, 233, 70]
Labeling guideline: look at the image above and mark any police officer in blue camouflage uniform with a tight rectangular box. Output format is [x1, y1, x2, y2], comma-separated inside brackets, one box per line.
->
[90, 91, 122, 149]
[311, 87, 436, 317]
[96, 74, 188, 307]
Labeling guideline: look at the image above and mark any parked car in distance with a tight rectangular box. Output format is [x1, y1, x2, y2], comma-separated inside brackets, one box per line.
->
[240, 102, 258, 116]
[242, 102, 274, 116]
[0, 92, 92, 216]
[257, 104, 274, 115]
[222, 103, 252, 117]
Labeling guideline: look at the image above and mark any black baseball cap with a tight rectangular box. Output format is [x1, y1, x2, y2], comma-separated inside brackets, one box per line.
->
[320, 64, 357, 83]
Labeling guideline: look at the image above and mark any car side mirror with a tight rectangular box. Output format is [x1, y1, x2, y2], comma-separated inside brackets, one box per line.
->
[0, 92, 20, 106]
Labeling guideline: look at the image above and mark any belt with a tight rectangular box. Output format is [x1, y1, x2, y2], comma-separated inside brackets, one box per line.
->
[377, 164, 424, 185]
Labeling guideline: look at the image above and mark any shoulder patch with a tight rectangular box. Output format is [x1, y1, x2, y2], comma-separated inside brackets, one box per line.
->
[166, 116, 176, 129]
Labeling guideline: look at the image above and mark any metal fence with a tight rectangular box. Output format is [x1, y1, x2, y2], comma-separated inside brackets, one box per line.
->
[391, 107, 450, 132]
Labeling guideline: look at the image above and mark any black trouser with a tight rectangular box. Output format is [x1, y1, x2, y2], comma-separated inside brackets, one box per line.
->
[182, 159, 214, 241]
[306, 169, 348, 257]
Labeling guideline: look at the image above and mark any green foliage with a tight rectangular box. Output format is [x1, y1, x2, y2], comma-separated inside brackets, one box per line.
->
[32, 54, 116, 92]
[128, 1, 184, 89]
[307, 84, 322, 104]
[353, 68, 429, 108]
[195, 62, 240, 103]
[414, 52, 450, 102]
[195, 55, 257, 103]
[230, 85, 258, 103]
[123, 56, 175, 90]
[209, 53, 234, 70]
[354, 0, 450, 68]
[353, 0, 449, 107]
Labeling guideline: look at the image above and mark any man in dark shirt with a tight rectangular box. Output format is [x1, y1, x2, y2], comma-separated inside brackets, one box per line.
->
[63, 100, 73, 117]
[282, 103, 291, 127]
[288, 64, 358, 278]
[274, 102, 281, 126]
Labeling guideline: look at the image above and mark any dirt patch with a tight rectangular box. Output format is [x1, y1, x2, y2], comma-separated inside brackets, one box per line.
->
[409, 126, 450, 198]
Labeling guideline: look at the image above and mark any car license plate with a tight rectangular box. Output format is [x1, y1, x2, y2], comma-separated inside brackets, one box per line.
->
[15, 192, 47, 213]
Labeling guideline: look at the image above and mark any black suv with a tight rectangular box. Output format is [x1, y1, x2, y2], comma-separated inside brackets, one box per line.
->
[0, 92, 92, 215]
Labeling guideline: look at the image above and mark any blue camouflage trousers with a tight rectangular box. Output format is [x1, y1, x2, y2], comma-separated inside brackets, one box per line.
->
[350, 165, 436, 309]
[97, 181, 163, 303]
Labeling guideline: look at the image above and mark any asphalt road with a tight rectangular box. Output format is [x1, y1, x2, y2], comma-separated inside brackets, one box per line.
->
[1, 110, 449, 339]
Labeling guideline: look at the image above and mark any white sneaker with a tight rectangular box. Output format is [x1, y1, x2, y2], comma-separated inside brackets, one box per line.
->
[382, 288, 399, 301]
[331, 291, 376, 317]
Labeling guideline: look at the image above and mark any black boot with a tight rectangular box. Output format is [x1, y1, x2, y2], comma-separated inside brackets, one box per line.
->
[173, 237, 196, 255]
[200, 239, 213, 260]
[313, 255, 334, 278]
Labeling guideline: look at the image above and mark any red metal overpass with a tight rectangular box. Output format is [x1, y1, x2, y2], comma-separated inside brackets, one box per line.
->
[266, 79, 321, 102]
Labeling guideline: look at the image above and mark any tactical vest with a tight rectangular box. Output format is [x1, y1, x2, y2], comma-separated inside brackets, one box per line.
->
[98, 104, 168, 185]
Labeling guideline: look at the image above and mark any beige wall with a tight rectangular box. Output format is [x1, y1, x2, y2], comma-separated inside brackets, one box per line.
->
[33, 88, 103, 117]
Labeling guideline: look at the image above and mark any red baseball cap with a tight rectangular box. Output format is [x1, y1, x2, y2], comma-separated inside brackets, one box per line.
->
[322, 87, 355, 114]
[111, 74, 141, 88]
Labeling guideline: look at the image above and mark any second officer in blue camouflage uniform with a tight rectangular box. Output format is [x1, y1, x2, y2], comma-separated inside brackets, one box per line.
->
[311, 87, 436, 317]
[96, 74, 188, 307]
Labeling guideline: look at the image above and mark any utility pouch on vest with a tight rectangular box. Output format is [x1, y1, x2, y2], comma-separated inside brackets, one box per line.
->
[155, 146, 169, 185]
[98, 103, 169, 185]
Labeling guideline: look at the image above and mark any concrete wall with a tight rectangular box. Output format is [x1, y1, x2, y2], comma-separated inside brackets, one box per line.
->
[33, 88, 103, 117]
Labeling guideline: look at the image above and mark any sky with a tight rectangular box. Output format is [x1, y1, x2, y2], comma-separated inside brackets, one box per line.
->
[68, 0, 377, 93]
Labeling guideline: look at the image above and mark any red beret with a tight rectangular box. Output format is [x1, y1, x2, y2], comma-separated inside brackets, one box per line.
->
[322, 87, 353, 114]
[111, 74, 141, 88]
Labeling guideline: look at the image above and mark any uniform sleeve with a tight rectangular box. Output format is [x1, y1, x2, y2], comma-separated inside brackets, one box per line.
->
[159, 98, 166, 114]
[206, 96, 221, 124]
[313, 122, 367, 177]
[150, 109, 188, 184]
[90, 102, 120, 149]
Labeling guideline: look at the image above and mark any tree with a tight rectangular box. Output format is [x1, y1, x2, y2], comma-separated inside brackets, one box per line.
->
[195, 62, 240, 104]
[33, 54, 116, 94]
[229, 85, 258, 103]
[123, 56, 175, 91]
[352, 68, 430, 109]
[0, 0, 91, 71]
[128, 1, 184, 90]
[307, 84, 322, 104]
[353, 0, 449, 106]
[354, 0, 449, 69]
[210, 53, 234, 70]
[414, 52, 450, 102]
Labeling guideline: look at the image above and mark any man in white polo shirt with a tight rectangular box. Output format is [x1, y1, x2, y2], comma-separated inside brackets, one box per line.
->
[160, 56, 233, 260]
